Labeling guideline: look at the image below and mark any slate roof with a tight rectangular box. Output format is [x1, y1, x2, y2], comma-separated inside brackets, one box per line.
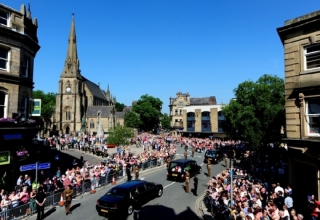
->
[170, 96, 216, 105]
[123, 106, 132, 113]
[116, 112, 125, 119]
[83, 76, 107, 101]
[86, 106, 113, 117]
[190, 96, 216, 105]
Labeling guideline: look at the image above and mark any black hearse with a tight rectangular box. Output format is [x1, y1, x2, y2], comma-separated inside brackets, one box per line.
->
[96, 180, 163, 217]
[167, 159, 201, 182]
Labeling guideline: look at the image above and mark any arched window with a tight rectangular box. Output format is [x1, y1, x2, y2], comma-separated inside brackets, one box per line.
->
[90, 119, 95, 128]
[66, 111, 71, 120]
[64, 106, 71, 120]
[0, 90, 8, 118]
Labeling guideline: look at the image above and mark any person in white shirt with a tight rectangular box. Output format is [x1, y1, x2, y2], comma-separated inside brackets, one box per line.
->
[274, 182, 284, 195]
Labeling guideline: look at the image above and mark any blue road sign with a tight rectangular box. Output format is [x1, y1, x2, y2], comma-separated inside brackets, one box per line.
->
[20, 162, 51, 172]
[38, 162, 50, 169]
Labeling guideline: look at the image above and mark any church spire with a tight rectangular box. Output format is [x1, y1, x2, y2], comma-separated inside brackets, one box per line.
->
[61, 14, 81, 79]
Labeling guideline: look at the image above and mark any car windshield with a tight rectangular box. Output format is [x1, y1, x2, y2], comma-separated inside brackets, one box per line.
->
[170, 162, 183, 173]
[106, 188, 126, 198]
[205, 151, 217, 157]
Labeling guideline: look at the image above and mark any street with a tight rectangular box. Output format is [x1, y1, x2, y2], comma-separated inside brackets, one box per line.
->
[25, 145, 226, 220]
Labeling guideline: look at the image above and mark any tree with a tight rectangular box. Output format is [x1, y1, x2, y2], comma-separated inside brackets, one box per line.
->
[222, 74, 285, 149]
[107, 125, 133, 146]
[160, 113, 171, 130]
[32, 90, 56, 130]
[132, 94, 163, 131]
[115, 102, 126, 112]
[124, 111, 142, 128]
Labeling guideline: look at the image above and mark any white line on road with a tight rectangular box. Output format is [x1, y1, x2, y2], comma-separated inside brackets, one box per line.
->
[164, 182, 175, 189]
[200, 163, 204, 166]
[140, 177, 145, 180]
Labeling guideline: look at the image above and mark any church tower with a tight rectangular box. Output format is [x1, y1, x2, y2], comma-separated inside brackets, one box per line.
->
[55, 15, 85, 135]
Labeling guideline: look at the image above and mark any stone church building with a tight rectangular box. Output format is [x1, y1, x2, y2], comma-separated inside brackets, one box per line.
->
[54, 16, 124, 135]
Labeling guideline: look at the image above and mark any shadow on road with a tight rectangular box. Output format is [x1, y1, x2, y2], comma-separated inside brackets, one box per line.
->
[70, 203, 81, 212]
[42, 206, 56, 218]
[138, 204, 199, 220]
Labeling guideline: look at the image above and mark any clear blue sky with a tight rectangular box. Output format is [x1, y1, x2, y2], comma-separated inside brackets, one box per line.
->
[4, 0, 320, 113]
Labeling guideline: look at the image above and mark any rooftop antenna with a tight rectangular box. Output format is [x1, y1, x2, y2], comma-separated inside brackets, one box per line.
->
[28, 3, 30, 12]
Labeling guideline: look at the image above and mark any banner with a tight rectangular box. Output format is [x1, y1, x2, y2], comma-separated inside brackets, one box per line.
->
[32, 99, 41, 116]
[0, 151, 10, 165]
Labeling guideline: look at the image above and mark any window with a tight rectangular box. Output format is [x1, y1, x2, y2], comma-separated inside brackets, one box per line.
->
[306, 98, 320, 136]
[305, 44, 320, 70]
[0, 48, 9, 70]
[90, 119, 94, 128]
[22, 57, 30, 78]
[180, 110, 182, 115]
[0, 91, 8, 118]
[175, 110, 178, 115]
[0, 11, 9, 26]
[66, 111, 71, 120]
[20, 96, 28, 118]
[178, 102, 184, 107]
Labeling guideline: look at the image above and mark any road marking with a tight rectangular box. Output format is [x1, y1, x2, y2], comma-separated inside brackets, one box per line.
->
[164, 182, 175, 188]
[200, 163, 204, 166]
[140, 177, 145, 180]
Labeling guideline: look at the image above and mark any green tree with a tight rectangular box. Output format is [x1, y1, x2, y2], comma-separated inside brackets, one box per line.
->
[160, 113, 171, 130]
[132, 94, 163, 132]
[115, 102, 126, 112]
[222, 74, 285, 149]
[107, 125, 133, 146]
[32, 90, 56, 130]
[124, 111, 142, 128]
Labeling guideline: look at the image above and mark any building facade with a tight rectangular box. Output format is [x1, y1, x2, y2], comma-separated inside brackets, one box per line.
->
[169, 92, 226, 138]
[0, 4, 40, 119]
[277, 10, 320, 208]
[54, 16, 124, 136]
[0, 3, 40, 188]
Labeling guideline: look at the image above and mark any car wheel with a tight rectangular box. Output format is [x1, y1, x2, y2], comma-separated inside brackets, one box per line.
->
[127, 205, 133, 215]
[198, 168, 202, 174]
[157, 188, 163, 197]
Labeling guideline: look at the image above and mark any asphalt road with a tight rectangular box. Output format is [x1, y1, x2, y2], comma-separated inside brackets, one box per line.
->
[25, 145, 225, 220]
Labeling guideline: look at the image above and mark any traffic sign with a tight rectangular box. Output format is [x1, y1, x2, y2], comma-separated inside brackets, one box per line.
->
[20, 162, 51, 172]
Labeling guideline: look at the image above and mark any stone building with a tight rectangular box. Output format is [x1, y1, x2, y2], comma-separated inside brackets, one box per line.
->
[0, 3, 40, 188]
[54, 15, 124, 135]
[277, 10, 320, 208]
[169, 92, 226, 138]
[0, 4, 39, 119]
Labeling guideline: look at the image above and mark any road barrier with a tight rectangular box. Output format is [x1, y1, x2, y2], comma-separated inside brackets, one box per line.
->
[0, 155, 174, 220]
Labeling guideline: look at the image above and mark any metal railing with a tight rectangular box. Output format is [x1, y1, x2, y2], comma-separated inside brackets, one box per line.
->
[0, 155, 174, 220]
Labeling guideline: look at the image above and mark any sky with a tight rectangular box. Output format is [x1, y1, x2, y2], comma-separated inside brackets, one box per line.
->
[4, 0, 320, 113]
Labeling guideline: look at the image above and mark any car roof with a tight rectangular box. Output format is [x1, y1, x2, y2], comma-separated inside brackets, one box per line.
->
[112, 180, 147, 190]
[170, 159, 195, 164]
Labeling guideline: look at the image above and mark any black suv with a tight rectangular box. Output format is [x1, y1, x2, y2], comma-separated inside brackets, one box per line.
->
[96, 180, 163, 217]
[204, 149, 222, 164]
[167, 159, 201, 182]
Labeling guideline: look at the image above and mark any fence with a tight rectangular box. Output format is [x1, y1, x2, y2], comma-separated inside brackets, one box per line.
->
[0, 155, 173, 220]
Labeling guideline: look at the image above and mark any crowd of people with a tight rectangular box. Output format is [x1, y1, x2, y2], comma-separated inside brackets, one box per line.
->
[0, 132, 177, 218]
[203, 144, 309, 220]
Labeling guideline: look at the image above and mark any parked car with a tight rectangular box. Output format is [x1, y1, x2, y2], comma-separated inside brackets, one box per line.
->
[204, 149, 222, 164]
[96, 180, 163, 217]
[167, 159, 201, 182]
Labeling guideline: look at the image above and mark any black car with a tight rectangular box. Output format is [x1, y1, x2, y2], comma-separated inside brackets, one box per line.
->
[96, 180, 163, 217]
[204, 149, 222, 164]
[167, 159, 201, 182]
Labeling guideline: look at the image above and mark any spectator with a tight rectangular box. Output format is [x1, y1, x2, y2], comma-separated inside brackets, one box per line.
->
[19, 186, 29, 204]
[9, 191, 20, 208]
